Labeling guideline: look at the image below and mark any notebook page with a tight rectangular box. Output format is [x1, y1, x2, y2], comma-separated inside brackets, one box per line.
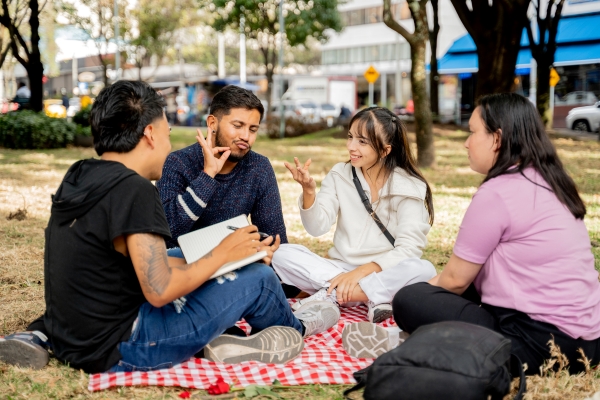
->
[177, 214, 250, 263]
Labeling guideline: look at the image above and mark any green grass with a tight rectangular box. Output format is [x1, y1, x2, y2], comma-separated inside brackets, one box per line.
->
[0, 125, 599, 399]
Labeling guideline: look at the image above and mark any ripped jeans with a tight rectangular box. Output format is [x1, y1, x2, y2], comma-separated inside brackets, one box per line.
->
[108, 262, 303, 372]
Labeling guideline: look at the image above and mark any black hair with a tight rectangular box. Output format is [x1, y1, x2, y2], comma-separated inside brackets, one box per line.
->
[90, 80, 166, 156]
[348, 107, 434, 225]
[477, 92, 586, 219]
[17, 82, 26, 88]
[209, 85, 264, 122]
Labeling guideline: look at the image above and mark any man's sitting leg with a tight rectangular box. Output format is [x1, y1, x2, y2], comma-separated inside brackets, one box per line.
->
[109, 263, 339, 370]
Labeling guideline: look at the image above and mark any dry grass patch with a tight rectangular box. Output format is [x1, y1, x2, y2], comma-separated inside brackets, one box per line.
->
[1, 126, 599, 399]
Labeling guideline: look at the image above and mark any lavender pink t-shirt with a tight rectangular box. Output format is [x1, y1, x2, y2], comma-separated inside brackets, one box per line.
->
[454, 168, 600, 340]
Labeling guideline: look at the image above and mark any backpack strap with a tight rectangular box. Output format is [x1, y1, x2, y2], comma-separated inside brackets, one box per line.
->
[510, 354, 527, 400]
[351, 167, 395, 246]
[343, 365, 370, 400]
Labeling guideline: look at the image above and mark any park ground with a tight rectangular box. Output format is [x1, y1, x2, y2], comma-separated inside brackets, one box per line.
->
[0, 125, 599, 399]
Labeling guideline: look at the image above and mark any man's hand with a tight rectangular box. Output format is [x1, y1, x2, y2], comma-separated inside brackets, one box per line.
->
[197, 127, 231, 178]
[212, 225, 262, 264]
[327, 262, 382, 303]
[258, 234, 281, 266]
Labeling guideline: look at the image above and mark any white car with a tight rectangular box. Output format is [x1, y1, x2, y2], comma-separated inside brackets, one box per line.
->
[318, 103, 340, 126]
[565, 101, 600, 132]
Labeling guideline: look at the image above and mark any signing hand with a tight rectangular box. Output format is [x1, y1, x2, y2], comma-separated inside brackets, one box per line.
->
[258, 234, 281, 266]
[197, 127, 231, 178]
[284, 157, 316, 193]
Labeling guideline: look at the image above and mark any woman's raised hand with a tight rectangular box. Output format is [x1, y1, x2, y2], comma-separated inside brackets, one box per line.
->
[284, 157, 316, 193]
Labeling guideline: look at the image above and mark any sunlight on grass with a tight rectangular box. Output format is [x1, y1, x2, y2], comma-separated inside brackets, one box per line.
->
[1, 126, 599, 399]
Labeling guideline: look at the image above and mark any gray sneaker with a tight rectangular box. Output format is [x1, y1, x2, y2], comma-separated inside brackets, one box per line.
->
[204, 326, 304, 364]
[0, 331, 50, 370]
[294, 301, 341, 337]
[367, 301, 394, 323]
[342, 322, 402, 359]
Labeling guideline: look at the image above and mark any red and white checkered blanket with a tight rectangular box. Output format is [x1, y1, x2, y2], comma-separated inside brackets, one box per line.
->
[88, 302, 395, 392]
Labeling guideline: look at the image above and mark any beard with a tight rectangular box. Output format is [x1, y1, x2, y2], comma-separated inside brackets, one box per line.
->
[214, 126, 251, 163]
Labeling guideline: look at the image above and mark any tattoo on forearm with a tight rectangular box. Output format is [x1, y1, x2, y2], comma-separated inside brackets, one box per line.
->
[136, 234, 171, 296]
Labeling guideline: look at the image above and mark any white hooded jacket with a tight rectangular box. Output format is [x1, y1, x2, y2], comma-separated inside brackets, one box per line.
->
[298, 162, 431, 270]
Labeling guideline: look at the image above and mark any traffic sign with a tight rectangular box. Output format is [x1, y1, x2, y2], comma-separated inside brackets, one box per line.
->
[364, 65, 380, 84]
[550, 68, 560, 87]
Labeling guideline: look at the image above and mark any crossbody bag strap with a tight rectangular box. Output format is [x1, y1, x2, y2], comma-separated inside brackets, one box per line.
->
[510, 354, 527, 400]
[351, 166, 395, 246]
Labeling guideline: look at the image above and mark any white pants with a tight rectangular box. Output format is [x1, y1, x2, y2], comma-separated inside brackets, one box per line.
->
[271, 244, 437, 305]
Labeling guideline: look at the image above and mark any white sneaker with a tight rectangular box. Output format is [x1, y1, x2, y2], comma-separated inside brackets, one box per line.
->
[342, 322, 405, 359]
[294, 301, 341, 337]
[367, 301, 393, 323]
[291, 288, 338, 311]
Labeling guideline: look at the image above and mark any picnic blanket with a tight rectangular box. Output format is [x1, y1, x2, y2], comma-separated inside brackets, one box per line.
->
[88, 302, 396, 392]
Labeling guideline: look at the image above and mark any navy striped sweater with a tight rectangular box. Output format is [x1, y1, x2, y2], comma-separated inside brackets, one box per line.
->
[157, 143, 288, 248]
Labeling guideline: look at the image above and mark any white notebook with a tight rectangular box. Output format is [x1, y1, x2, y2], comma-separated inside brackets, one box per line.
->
[177, 214, 268, 279]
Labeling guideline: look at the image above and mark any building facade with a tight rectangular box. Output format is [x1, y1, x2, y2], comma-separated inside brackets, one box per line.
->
[319, 0, 466, 108]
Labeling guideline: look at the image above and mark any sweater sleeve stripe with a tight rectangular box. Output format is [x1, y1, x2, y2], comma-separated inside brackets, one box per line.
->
[186, 187, 207, 208]
[177, 194, 199, 221]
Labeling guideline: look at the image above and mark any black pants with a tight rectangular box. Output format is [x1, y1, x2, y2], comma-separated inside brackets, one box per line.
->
[393, 282, 600, 375]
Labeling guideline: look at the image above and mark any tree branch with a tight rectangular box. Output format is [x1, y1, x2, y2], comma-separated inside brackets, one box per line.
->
[383, 0, 414, 45]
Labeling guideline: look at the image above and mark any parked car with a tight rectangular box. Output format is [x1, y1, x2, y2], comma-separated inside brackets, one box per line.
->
[565, 101, 600, 132]
[556, 91, 598, 106]
[318, 103, 339, 126]
[271, 100, 320, 123]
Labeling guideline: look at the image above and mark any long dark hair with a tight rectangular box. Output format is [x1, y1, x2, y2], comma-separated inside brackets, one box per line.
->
[348, 107, 434, 225]
[478, 93, 586, 219]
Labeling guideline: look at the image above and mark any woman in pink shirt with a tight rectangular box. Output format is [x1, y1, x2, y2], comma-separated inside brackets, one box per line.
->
[347, 93, 600, 374]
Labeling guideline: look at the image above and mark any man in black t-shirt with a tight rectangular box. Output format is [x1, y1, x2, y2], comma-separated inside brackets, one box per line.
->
[0, 81, 339, 372]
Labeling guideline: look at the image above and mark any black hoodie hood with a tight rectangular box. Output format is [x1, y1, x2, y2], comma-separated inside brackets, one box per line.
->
[51, 159, 137, 222]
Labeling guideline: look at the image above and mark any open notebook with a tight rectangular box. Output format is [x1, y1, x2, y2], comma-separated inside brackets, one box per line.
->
[177, 214, 268, 279]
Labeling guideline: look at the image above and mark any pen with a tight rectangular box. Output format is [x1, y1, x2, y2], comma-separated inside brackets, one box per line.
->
[227, 226, 271, 241]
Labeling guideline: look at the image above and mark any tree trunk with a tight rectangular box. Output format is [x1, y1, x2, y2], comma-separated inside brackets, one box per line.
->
[27, 0, 43, 112]
[411, 40, 435, 167]
[450, 0, 531, 99]
[429, 0, 440, 117]
[536, 60, 552, 129]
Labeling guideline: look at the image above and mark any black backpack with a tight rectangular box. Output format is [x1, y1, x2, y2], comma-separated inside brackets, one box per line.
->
[344, 321, 526, 400]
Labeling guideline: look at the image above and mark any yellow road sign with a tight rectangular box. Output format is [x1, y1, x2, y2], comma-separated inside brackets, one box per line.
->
[550, 68, 560, 87]
[364, 65, 380, 84]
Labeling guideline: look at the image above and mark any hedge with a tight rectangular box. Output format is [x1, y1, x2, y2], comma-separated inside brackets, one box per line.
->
[0, 111, 76, 149]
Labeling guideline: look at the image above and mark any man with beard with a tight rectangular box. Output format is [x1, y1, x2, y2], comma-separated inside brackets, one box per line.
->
[157, 86, 293, 293]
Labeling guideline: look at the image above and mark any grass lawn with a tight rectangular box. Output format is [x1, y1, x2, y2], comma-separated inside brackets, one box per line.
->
[1, 125, 599, 399]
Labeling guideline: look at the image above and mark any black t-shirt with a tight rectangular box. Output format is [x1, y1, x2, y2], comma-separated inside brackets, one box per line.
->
[43, 159, 171, 373]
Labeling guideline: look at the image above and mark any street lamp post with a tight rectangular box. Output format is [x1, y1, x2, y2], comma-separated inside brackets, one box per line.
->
[114, 0, 120, 81]
[278, 0, 285, 139]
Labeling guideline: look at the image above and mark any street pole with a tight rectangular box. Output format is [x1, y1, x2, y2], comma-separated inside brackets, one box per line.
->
[278, 0, 286, 139]
[114, 0, 120, 81]
[218, 33, 225, 79]
[240, 14, 246, 84]
[368, 83, 374, 106]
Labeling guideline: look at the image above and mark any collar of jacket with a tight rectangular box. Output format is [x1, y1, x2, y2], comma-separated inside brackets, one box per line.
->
[331, 162, 427, 201]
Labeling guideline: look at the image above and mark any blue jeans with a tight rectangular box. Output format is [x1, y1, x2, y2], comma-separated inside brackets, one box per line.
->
[108, 263, 303, 372]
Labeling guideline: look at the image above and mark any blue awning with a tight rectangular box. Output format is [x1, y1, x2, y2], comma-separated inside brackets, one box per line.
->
[212, 79, 260, 91]
[438, 11, 600, 75]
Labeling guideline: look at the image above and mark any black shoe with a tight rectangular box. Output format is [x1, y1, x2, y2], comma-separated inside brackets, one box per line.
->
[0, 331, 50, 369]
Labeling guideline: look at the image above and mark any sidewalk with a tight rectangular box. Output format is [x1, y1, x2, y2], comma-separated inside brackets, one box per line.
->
[548, 128, 599, 141]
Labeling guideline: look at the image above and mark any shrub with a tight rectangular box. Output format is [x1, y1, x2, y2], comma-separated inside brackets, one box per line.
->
[72, 105, 92, 127]
[0, 111, 76, 149]
[266, 117, 330, 139]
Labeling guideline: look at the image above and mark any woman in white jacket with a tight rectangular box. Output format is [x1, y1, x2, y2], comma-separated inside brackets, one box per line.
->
[272, 107, 436, 325]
